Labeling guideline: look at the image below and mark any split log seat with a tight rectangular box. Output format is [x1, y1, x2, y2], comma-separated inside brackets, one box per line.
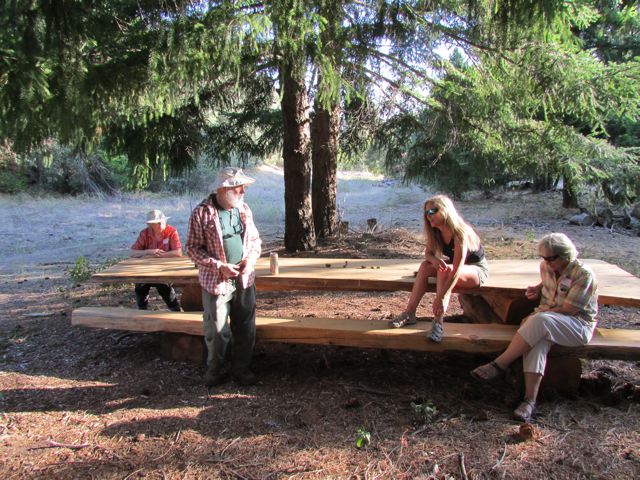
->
[72, 306, 640, 359]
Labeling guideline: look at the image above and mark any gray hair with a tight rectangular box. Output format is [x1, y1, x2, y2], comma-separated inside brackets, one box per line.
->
[538, 233, 578, 261]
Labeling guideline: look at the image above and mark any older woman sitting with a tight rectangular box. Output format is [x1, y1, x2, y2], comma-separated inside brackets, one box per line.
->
[470, 233, 598, 422]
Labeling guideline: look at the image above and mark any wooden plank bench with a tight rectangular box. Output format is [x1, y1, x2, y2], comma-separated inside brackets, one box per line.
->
[72, 306, 640, 360]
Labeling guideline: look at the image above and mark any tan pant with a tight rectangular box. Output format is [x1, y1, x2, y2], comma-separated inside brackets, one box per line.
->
[518, 311, 595, 374]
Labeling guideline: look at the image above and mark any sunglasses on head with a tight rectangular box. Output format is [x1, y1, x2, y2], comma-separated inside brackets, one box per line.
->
[540, 254, 559, 262]
[425, 207, 439, 216]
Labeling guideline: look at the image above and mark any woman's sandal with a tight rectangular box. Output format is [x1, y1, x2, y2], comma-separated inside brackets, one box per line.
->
[513, 399, 536, 422]
[470, 360, 506, 382]
[388, 311, 417, 328]
[427, 320, 444, 343]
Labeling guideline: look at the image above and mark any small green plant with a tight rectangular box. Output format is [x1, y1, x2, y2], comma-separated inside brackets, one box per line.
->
[8, 326, 25, 340]
[68, 256, 93, 283]
[524, 228, 536, 243]
[98, 257, 125, 271]
[355, 428, 371, 449]
[411, 400, 438, 424]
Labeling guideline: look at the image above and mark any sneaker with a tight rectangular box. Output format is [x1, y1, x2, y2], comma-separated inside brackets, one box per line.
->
[204, 368, 230, 387]
[427, 320, 444, 343]
[388, 311, 417, 328]
[232, 370, 257, 386]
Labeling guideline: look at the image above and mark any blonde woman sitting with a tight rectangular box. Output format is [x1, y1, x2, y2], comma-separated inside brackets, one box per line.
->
[389, 195, 489, 342]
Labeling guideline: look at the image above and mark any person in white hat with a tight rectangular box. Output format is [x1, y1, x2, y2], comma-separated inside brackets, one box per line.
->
[186, 167, 262, 387]
[130, 209, 183, 311]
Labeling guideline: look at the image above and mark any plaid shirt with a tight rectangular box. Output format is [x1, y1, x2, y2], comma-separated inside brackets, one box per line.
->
[186, 195, 261, 295]
[538, 259, 598, 323]
[131, 225, 181, 252]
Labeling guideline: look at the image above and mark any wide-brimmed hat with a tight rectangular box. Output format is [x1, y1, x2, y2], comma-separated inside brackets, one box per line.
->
[212, 167, 256, 190]
[145, 209, 169, 224]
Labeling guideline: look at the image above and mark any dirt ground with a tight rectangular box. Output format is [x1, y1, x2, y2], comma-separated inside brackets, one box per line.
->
[1, 189, 639, 479]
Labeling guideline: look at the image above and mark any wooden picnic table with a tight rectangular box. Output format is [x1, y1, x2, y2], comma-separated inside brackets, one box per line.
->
[78, 256, 640, 386]
[92, 256, 640, 309]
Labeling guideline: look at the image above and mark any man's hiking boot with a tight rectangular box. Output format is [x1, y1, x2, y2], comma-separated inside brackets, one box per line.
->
[204, 368, 230, 388]
[232, 370, 257, 386]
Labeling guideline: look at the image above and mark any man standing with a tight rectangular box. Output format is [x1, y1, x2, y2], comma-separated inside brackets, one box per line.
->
[186, 167, 262, 387]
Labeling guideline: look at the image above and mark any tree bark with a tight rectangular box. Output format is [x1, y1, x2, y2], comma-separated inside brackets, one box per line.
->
[280, 60, 316, 251]
[311, 96, 339, 239]
[562, 169, 579, 208]
[533, 172, 554, 192]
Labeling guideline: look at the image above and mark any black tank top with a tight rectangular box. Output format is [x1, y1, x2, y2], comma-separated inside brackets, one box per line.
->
[442, 238, 485, 265]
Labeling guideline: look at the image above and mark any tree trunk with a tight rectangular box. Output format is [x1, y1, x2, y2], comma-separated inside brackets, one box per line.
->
[280, 60, 316, 251]
[562, 170, 579, 208]
[311, 96, 339, 239]
[533, 172, 553, 192]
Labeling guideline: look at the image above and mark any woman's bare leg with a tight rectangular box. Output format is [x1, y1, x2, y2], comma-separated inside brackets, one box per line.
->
[524, 372, 543, 403]
[494, 333, 532, 369]
[404, 260, 437, 314]
[433, 265, 481, 323]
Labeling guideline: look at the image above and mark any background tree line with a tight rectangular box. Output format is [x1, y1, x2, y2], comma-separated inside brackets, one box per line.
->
[1, 1, 639, 251]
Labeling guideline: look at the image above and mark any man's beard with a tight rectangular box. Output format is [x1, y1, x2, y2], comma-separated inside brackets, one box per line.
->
[223, 190, 244, 208]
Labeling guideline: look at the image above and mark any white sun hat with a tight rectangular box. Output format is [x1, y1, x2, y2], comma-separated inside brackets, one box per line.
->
[145, 209, 169, 224]
[212, 167, 256, 190]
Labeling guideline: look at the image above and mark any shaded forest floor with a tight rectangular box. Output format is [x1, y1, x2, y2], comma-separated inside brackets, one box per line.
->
[1, 189, 639, 479]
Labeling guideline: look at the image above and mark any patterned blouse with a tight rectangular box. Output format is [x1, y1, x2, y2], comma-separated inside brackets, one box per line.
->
[538, 259, 598, 323]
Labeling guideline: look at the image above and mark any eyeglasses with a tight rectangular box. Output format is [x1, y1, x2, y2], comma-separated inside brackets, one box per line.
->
[540, 254, 559, 262]
[425, 207, 439, 216]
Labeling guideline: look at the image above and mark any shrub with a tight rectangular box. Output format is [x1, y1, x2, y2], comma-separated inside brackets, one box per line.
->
[0, 144, 28, 193]
[68, 256, 93, 283]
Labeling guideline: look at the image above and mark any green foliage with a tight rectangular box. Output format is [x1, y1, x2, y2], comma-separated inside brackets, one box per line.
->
[380, 25, 640, 203]
[68, 256, 93, 283]
[0, 141, 129, 195]
[524, 229, 536, 242]
[355, 427, 371, 449]
[0, 166, 28, 194]
[0, 143, 27, 193]
[410, 400, 438, 424]
[98, 257, 125, 272]
[25, 143, 122, 195]
[579, 0, 640, 63]
[2, 0, 638, 213]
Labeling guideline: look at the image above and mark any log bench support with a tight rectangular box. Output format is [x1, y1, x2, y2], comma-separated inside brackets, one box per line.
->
[179, 285, 202, 312]
[458, 293, 540, 325]
[161, 333, 207, 365]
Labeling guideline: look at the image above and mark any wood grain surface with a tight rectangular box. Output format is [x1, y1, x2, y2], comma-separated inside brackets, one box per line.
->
[90, 257, 640, 307]
[72, 307, 640, 359]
